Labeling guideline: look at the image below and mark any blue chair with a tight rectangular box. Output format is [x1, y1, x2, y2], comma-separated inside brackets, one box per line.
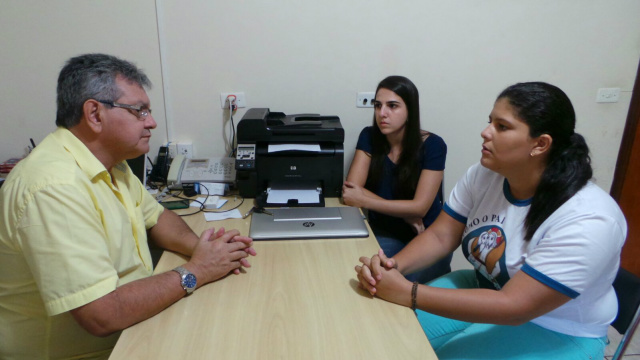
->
[611, 267, 640, 359]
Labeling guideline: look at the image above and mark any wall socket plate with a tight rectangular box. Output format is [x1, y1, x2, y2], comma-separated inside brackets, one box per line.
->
[356, 92, 375, 108]
[176, 142, 193, 158]
[167, 143, 177, 158]
[220, 92, 246, 109]
[596, 88, 620, 103]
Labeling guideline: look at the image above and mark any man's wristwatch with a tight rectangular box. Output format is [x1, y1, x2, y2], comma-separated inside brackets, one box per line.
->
[172, 266, 197, 295]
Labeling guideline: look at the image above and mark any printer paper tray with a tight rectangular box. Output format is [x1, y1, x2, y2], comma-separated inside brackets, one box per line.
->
[256, 192, 325, 208]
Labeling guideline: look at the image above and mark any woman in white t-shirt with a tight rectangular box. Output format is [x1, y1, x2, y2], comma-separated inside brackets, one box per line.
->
[354, 82, 627, 360]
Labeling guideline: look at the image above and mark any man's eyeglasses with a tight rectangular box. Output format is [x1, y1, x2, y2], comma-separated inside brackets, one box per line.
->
[97, 100, 152, 119]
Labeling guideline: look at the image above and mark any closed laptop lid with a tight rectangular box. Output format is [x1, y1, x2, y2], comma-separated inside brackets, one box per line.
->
[249, 207, 369, 240]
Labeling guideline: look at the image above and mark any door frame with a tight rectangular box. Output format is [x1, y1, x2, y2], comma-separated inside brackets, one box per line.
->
[611, 59, 640, 199]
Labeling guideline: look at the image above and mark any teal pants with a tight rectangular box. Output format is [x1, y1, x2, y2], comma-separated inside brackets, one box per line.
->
[417, 270, 607, 360]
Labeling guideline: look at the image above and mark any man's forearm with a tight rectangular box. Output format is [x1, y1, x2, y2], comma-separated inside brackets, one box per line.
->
[149, 209, 199, 256]
[71, 269, 186, 336]
[71, 227, 253, 336]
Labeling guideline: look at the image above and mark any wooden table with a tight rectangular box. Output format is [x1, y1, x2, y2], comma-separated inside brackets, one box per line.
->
[110, 198, 436, 359]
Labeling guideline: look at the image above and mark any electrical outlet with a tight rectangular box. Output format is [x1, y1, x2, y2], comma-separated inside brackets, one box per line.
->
[220, 92, 246, 109]
[167, 143, 177, 158]
[596, 88, 620, 103]
[176, 142, 193, 158]
[356, 92, 375, 108]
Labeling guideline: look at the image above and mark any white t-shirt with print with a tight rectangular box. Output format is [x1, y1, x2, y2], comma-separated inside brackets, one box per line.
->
[444, 163, 627, 337]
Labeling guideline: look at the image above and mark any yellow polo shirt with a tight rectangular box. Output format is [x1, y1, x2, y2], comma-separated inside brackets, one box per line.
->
[0, 127, 165, 359]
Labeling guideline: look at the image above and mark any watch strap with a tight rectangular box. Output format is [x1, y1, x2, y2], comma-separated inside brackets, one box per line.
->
[172, 266, 196, 294]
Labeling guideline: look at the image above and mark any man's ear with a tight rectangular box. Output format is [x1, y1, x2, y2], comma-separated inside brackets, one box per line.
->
[82, 99, 104, 133]
[531, 134, 552, 157]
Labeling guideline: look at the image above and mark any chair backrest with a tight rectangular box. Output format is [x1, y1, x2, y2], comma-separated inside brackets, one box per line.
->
[612, 267, 640, 334]
[611, 267, 640, 360]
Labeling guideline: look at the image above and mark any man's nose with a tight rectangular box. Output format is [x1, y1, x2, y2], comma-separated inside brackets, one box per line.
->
[145, 114, 157, 129]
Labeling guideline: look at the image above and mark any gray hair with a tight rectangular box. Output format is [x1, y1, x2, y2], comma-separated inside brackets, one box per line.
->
[55, 53, 152, 128]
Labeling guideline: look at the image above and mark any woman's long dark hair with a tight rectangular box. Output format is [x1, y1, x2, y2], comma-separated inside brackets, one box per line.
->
[498, 82, 592, 240]
[366, 75, 423, 199]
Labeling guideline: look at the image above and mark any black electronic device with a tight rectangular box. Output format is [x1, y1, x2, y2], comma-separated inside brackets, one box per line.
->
[235, 108, 344, 207]
[182, 183, 199, 197]
[126, 154, 146, 184]
[150, 146, 170, 182]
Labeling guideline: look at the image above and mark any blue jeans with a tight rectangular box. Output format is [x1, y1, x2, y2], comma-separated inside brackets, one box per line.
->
[372, 226, 452, 283]
[418, 270, 607, 360]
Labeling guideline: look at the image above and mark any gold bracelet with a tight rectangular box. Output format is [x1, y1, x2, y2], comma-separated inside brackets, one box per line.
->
[411, 281, 418, 311]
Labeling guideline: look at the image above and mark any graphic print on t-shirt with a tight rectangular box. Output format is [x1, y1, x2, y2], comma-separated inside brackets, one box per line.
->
[462, 226, 509, 288]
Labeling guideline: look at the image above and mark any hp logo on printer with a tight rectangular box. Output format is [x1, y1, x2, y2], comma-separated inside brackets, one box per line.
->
[303, 221, 315, 227]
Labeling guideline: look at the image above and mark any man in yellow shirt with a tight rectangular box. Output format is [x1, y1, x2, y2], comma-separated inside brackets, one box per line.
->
[0, 53, 256, 359]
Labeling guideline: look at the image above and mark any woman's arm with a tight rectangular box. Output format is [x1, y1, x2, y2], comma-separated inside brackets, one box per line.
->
[394, 211, 463, 273]
[358, 257, 571, 325]
[343, 150, 443, 219]
[360, 169, 442, 219]
[343, 149, 385, 206]
[414, 270, 571, 325]
[356, 212, 571, 325]
[360, 260, 571, 325]
[361, 211, 463, 282]
[345, 149, 371, 186]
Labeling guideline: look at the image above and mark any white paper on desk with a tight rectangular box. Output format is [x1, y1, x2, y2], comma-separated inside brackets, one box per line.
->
[268, 144, 321, 153]
[204, 209, 242, 221]
[267, 189, 320, 204]
[190, 197, 206, 208]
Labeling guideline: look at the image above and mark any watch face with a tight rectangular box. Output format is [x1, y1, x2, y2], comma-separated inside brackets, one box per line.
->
[183, 273, 197, 289]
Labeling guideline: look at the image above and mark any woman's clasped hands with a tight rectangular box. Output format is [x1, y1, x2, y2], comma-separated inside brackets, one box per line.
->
[355, 249, 414, 308]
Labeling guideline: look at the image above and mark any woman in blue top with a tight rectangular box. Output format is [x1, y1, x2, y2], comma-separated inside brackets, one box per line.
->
[343, 75, 451, 283]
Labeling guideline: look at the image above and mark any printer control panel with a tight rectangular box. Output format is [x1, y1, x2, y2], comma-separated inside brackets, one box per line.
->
[236, 144, 256, 169]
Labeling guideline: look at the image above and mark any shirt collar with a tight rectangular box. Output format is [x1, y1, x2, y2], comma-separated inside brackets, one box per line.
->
[52, 127, 110, 182]
[502, 178, 533, 207]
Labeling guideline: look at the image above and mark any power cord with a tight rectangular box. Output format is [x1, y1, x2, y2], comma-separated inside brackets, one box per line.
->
[146, 155, 158, 189]
[198, 183, 245, 214]
[162, 183, 245, 217]
[226, 95, 237, 158]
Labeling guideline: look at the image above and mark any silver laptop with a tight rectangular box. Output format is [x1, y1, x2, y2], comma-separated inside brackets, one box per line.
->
[249, 207, 369, 240]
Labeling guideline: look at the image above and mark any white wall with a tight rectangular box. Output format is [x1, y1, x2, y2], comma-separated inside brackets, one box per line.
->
[1, 0, 639, 270]
[0, 0, 167, 158]
[155, 0, 640, 194]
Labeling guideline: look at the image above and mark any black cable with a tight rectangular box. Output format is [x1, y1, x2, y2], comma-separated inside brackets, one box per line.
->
[161, 183, 245, 216]
[203, 196, 245, 213]
[166, 192, 204, 217]
[145, 156, 158, 189]
[230, 114, 236, 157]
[199, 183, 245, 213]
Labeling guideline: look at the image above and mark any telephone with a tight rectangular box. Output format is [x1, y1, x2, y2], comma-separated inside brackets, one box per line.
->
[149, 146, 170, 182]
[167, 155, 236, 188]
